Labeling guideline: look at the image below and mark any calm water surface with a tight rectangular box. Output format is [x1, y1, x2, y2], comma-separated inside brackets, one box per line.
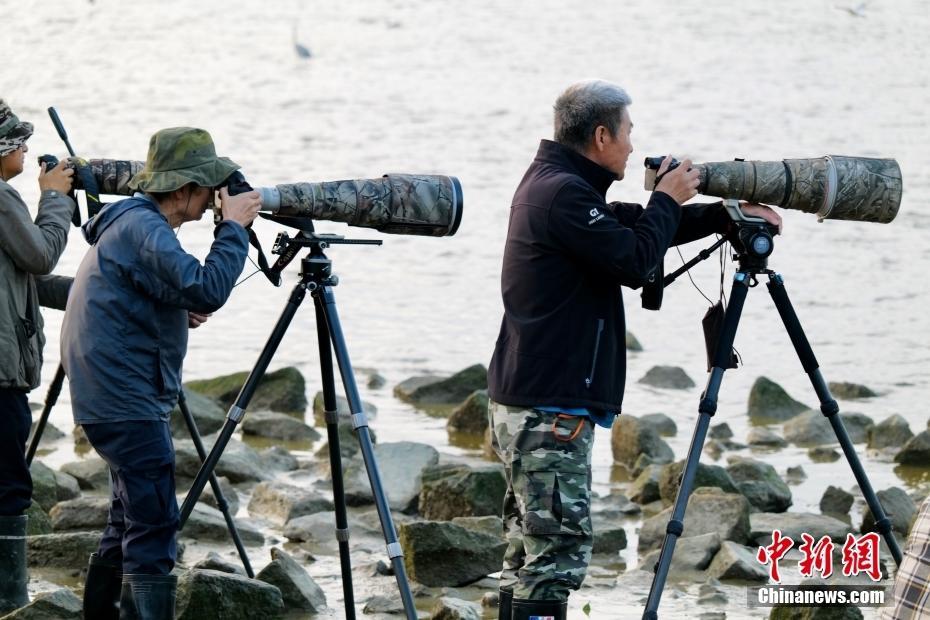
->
[3, 1, 929, 617]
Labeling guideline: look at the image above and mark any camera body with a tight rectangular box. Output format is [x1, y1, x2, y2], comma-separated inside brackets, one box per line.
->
[643, 155, 681, 190]
[37, 154, 60, 172]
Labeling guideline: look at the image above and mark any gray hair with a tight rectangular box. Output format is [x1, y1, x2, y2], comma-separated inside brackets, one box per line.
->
[553, 80, 632, 151]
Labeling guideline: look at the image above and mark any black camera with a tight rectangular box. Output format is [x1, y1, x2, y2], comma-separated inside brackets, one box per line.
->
[643, 155, 680, 172]
[222, 170, 253, 196]
[37, 154, 60, 171]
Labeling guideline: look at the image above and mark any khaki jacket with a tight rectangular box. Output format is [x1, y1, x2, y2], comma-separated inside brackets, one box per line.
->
[0, 179, 73, 390]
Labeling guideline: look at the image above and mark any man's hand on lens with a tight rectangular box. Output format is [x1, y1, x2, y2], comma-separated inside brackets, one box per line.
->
[38, 161, 74, 194]
[740, 201, 783, 233]
[188, 312, 212, 329]
[219, 186, 261, 227]
[654, 156, 699, 205]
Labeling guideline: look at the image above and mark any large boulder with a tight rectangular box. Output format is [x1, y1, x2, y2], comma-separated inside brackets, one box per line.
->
[342, 441, 440, 512]
[707, 541, 769, 582]
[399, 520, 506, 586]
[2, 587, 82, 619]
[592, 526, 628, 555]
[418, 463, 506, 520]
[24, 504, 52, 536]
[640, 532, 721, 575]
[394, 364, 488, 407]
[185, 366, 307, 416]
[611, 415, 674, 468]
[49, 496, 109, 531]
[311, 391, 378, 427]
[59, 457, 109, 490]
[27, 531, 101, 569]
[170, 389, 227, 438]
[828, 382, 877, 399]
[175, 569, 285, 620]
[430, 597, 482, 620]
[626, 330, 643, 352]
[860, 487, 917, 536]
[639, 413, 677, 437]
[241, 410, 321, 442]
[175, 437, 268, 483]
[639, 489, 751, 551]
[629, 465, 663, 504]
[748, 512, 850, 545]
[748, 377, 809, 422]
[769, 607, 864, 619]
[637, 366, 695, 389]
[192, 551, 247, 576]
[747, 427, 787, 448]
[783, 411, 873, 446]
[726, 457, 792, 513]
[30, 461, 79, 512]
[894, 430, 930, 466]
[867, 414, 913, 450]
[820, 486, 854, 517]
[247, 481, 334, 525]
[199, 476, 240, 515]
[255, 547, 327, 613]
[180, 503, 265, 545]
[447, 389, 490, 436]
[658, 460, 740, 503]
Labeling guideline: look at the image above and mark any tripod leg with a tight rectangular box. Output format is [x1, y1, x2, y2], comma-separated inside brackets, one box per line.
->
[766, 273, 903, 566]
[315, 286, 417, 620]
[643, 272, 752, 620]
[179, 283, 308, 528]
[25, 364, 66, 465]
[177, 390, 254, 578]
[314, 300, 356, 619]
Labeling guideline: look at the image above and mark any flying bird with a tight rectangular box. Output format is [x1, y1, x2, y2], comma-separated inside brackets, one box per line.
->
[292, 23, 312, 59]
[834, 2, 869, 17]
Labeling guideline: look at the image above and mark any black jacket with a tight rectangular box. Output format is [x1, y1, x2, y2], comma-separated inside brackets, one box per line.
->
[487, 140, 729, 412]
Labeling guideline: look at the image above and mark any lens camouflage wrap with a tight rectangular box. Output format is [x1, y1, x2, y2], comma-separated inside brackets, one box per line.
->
[696, 156, 902, 223]
[273, 174, 462, 236]
[86, 159, 144, 195]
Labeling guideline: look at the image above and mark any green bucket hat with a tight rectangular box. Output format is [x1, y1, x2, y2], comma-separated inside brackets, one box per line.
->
[128, 127, 240, 193]
[0, 100, 34, 156]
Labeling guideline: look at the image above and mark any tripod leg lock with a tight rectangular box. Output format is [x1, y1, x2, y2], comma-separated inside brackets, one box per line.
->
[228, 405, 246, 422]
[335, 527, 350, 543]
[386, 542, 403, 559]
[872, 518, 894, 537]
[665, 519, 684, 538]
[820, 400, 839, 417]
[324, 409, 339, 425]
[698, 397, 718, 416]
[351, 412, 368, 430]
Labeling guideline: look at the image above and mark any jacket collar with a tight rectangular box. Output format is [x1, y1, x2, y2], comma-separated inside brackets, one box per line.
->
[534, 139, 617, 197]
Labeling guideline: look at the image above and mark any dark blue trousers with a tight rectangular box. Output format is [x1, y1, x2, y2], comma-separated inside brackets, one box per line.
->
[0, 388, 32, 516]
[82, 420, 178, 575]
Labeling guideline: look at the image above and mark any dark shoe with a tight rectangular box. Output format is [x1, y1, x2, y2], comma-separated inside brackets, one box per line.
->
[84, 553, 122, 620]
[119, 573, 176, 620]
[511, 597, 567, 620]
[0, 515, 28, 614]
[498, 588, 513, 620]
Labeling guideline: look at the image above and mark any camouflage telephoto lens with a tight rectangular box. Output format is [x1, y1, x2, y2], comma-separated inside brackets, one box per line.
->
[86, 159, 144, 195]
[692, 156, 901, 223]
[257, 174, 463, 237]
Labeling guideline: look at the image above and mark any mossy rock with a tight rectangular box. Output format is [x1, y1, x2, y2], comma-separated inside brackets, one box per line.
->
[185, 367, 307, 416]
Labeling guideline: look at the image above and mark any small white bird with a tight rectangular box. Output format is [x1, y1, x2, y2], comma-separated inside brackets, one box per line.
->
[292, 23, 312, 59]
[834, 2, 869, 17]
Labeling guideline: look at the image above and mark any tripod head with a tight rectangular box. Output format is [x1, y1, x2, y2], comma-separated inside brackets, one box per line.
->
[269, 230, 382, 287]
[722, 199, 779, 273]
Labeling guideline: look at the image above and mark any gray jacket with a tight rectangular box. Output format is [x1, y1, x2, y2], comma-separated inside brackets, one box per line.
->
[0, 179, 74, 391]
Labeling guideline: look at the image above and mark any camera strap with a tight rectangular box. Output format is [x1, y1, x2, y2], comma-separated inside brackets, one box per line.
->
[245, 228, 282, 287]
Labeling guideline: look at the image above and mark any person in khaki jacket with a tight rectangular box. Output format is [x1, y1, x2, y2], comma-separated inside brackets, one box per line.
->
[0, 98, 74, 614]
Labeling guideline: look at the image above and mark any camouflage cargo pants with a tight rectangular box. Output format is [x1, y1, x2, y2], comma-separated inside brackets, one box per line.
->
[488, 400, 594, 601]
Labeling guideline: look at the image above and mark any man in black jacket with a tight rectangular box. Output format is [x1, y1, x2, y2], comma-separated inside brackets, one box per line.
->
[487, 80, 780, 620]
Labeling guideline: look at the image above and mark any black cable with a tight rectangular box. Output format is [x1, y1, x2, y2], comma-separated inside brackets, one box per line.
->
[676, 247, 715, 305]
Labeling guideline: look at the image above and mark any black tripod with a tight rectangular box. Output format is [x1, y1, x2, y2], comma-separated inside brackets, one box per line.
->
[25, 373, 256, 577]
[642, 204, 903, 619]
[177, 231, 417, 620]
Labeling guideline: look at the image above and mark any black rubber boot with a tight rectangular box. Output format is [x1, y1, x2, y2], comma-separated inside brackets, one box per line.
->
[498, 588, 513, 620]
[84, 553, 122, 620]
[119, 573, 176, 620]
[511, 597, 568, 620]
[0, 515, 28, 614]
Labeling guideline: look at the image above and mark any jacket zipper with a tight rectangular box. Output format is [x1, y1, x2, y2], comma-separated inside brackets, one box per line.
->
[585, 319, 605, 388]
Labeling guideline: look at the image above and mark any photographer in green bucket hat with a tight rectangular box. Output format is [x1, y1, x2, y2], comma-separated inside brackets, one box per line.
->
[0, 98, 75, 615]
[61, 127, 260, 620]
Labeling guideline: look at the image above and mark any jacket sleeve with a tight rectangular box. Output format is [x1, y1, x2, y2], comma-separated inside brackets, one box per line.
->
[130, 219, 250, 313]
[0, 184, 73, 275]
[548, 182, 681, 286]
[36, 275, 73, 310]
[608, 200, 731, 246]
